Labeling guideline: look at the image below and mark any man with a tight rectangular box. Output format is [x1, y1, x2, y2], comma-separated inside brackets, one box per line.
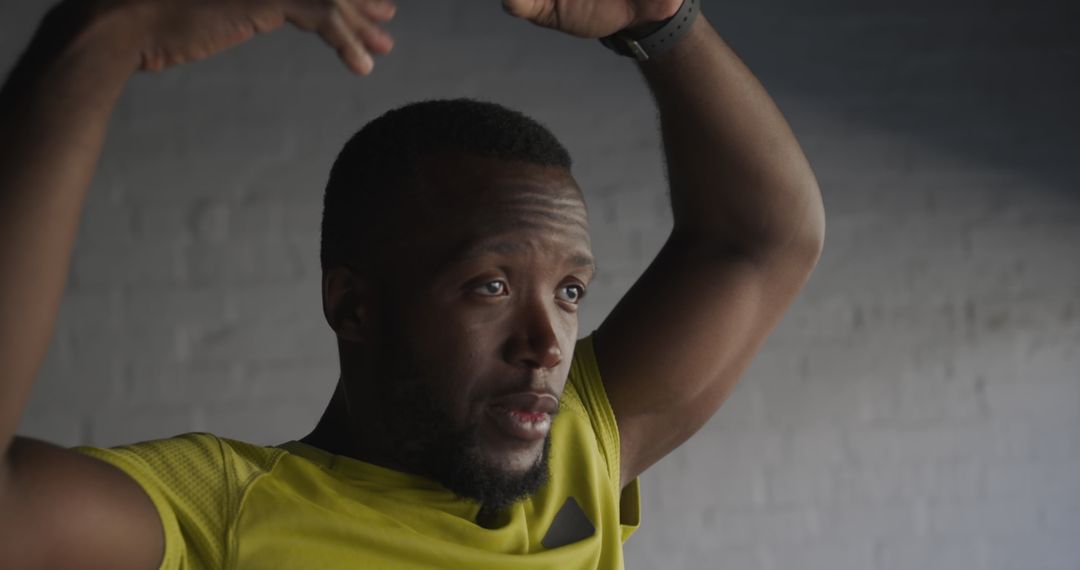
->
[0, 0, 825, 568]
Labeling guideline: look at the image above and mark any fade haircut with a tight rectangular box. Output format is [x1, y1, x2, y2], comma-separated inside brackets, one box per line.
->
[319, 98, 573, 273]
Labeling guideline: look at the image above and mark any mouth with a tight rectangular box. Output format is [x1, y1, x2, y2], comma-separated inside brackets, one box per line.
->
[486, 406, 552, 442]
[484, 391, 559, 443]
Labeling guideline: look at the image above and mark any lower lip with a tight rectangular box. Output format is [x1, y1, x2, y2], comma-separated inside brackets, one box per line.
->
[486, 406, 551, 442]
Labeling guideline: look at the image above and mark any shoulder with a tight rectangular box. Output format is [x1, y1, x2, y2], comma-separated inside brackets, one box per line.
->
[71, 433, 287, 568]
[558, 335, 623, 487]
[75, 432, 286, 475]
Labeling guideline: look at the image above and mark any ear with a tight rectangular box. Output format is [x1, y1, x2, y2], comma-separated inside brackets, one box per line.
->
[322, 266, 371, 342]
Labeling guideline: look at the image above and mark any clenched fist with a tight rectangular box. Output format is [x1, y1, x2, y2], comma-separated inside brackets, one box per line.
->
[501, 0, 682, 38]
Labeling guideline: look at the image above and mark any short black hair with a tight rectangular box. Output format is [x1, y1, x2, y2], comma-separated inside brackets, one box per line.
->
[320, 98, 573, 273]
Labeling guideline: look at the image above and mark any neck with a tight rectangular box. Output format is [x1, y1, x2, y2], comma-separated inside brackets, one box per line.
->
[300, 378, 413, 475]
[300, 380, 358, 457]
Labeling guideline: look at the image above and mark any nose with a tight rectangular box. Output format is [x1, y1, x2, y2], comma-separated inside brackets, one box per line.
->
[504, 296, 563, 370]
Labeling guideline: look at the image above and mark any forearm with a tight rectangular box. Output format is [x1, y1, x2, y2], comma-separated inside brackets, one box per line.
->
[0, 4, 138, 454]
[638, 14, 825, 254]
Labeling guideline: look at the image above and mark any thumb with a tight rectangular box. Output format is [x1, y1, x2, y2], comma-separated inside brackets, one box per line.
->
[501, 0, 546, 20]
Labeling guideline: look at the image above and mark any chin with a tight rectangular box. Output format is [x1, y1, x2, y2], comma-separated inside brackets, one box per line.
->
[484, 441, 546, 476]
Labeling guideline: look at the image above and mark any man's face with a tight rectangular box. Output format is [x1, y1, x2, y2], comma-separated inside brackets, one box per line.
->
[355, 153, 593, 511]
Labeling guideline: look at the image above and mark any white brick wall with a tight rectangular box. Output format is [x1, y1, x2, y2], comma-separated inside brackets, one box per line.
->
[6, 1, 1078, 568]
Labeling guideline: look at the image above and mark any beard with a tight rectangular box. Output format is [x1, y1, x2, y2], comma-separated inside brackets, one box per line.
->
[368, 320, 552, 518]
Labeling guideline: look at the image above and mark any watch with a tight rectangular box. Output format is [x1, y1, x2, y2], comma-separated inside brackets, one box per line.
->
[599, 0, 700, 61]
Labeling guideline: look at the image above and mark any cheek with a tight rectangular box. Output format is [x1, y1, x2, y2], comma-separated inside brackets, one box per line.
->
[556, 310, 579, 348]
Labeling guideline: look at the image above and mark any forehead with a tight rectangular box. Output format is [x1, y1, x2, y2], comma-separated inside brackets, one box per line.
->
[405, 153, 591, 262]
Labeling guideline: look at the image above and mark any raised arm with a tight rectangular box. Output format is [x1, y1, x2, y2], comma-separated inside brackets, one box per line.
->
[0, 1, 393, 567]
[503, 0, 826, 488]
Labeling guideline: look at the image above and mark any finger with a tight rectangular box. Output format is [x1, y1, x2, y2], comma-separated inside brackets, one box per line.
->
[286, 0, 384, 74]
[319, 9, 375, 74]
[501, 0, 544, 20]
[336, 0, 395, 55]
[354, 0, 397, 23]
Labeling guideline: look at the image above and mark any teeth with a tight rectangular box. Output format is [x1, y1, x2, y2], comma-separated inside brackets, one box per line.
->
[499, 407, 550, 429]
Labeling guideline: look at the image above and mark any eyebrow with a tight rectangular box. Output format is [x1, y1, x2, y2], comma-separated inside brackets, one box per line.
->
[453, 240, 597, 273]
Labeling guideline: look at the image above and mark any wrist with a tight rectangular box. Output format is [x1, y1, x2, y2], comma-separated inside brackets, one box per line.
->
[0, 2, 144, 115]
[57, 2, 144, 75]
[600, 0, 700, 62]
[623, 3, 683, 38]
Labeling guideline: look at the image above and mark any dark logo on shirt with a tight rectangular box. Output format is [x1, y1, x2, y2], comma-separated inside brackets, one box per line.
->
[541, 497, 595, 549]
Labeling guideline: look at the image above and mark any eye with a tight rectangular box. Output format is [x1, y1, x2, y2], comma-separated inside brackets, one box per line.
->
[474, 280, 508, 297]
[557, 284, 586, 304]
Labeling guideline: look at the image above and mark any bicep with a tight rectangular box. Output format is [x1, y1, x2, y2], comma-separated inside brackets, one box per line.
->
[0, 437, 164, 570]
[595, 230, 821, 488]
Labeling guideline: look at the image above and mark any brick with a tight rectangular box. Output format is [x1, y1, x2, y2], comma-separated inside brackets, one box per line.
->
[15, 408, 86, 448]
[89, 404, 201, 448]
[112, 135, 274, 204]
[116, 325, 187, 365]
[693, 367, 770, 431]
[968, 222, 1080, 296]
[226, 198, 284, 240]
[223, 281, 322, 325]
[754, 344, 889, 428]
[201, 401, 325, 446]
[132, 198, 231, 244]
[767, 460, 986, 507]
[1018, 331, 1080, 382]
[123, 286, 230, 329]
[185, 318, 334, 362]
[587, 229, 652, 276]
[778, 426, 850, 467]
[1041, 503, 1080, 533]
[72, 240, 184, 288]
[967, 295, 1080, 339]
[771, 294, 860, 341]
[131, 203, 192, 243]
[813, 504, 924, 542]
[623, 534, 751, 570]
[124, 360, 243, 406]
[28, 332, 124, 412]
[763, 543, 876, 570]
[76, 200, 134, 247]
[876, 537, 989, 570]
[238, 156, 333, 202]
[54, 289, 122, 330]
[984, 378, 1080, 421]
[689, 427, 788, 467]
[842, 419, 1080, 466]
[229, 197, 322, 239]
[186, 240, 309, 285]
[764, 462, 833, 507]
[240, 357, 338, 401]
[838, 462, 986, 505]
[927, 501, 1042, 536]
[983, 460, 1080, 502]
[883, 365, 989, 426]
[646, 437, 768, 510]
[982, 532, 1080, 570]
[700, 507, 819, 549]
[604, 190, 672, 230]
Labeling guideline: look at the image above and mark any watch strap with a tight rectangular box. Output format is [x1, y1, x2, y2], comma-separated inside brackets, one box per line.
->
[600, 0, 700, 61]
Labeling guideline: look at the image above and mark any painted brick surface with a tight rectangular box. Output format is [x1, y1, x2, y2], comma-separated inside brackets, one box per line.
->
[6, 0, 1078, 568]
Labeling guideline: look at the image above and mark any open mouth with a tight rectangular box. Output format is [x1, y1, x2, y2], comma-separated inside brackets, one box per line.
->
[486, 405, 552, 442]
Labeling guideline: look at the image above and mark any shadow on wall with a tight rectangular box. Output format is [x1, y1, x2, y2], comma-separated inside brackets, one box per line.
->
[716, 0, 1079, 197]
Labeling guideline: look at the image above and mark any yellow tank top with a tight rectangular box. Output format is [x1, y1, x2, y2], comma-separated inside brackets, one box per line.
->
[73, 335, 641, 569]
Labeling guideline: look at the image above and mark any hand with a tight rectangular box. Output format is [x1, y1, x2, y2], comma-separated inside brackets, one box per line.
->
[92, 0, 396, 75]
[501, 0, 682, 38]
